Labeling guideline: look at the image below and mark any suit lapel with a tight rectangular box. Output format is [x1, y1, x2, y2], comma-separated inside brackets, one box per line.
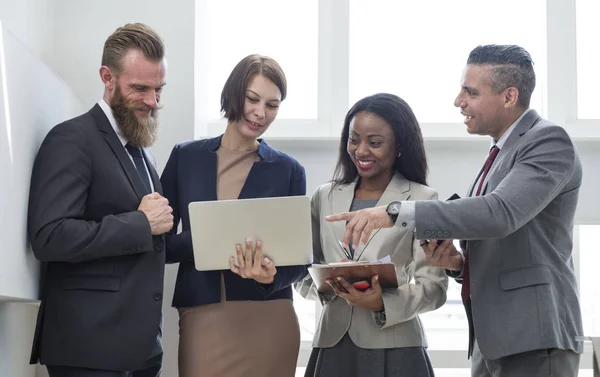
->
[195, 148, 218, 201]
[90, 105, 148, 200]
[467, 165, 485, 197]
[237, 139, 278, 199]
[238, 160, 274, 199]
[329, 173, 411, 261]
[479, 109, 542, 195]
[329, 181, 358, 260]
[353, 174, 410, 260]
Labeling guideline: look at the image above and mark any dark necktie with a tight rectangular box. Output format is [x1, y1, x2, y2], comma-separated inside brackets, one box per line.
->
[461, 145, 500, 304]
[125, 143, 152, 194]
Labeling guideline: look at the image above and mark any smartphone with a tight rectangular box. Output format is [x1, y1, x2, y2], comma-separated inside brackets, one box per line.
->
[352, 280, 370, 291]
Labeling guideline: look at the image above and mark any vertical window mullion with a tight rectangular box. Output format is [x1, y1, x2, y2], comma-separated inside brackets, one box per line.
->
[318, 0, 349, 137]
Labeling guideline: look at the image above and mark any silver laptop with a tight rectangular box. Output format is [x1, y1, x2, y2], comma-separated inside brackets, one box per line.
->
[188, 196, 313, 271]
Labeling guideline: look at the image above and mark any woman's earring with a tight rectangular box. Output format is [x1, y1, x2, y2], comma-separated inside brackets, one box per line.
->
[397, 151, 402, 158]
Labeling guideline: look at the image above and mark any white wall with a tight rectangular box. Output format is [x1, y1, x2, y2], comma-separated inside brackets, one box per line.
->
[0, 0, 54, 63]
[0, 1, 57, 376]
[1, 0, 195, 376]
[51, 0, 196, 164]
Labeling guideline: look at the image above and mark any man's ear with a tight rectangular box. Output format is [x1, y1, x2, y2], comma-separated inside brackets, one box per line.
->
[503, 87, 520, 108]
[99, 66, 115, 89]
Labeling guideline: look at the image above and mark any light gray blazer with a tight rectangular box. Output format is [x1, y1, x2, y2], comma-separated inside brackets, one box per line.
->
[295, 173, 448, 349]
[414, 110, 584, 360]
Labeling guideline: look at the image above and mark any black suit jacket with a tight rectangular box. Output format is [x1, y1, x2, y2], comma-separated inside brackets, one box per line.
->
[27, 104, 165, 370]
[160, 136, 308, 308]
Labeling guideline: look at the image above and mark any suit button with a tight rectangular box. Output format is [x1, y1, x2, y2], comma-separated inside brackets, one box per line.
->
[153, 293, 162, 301]
[401, 222, 407, 227]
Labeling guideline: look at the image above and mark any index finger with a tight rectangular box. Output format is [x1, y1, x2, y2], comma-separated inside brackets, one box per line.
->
[326, 212, 355, 222]
[336, 277, 359, 296]
[341, 217, 357, 249]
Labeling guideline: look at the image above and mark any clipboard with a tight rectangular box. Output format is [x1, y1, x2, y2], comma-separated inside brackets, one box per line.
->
[308, 262, 398, 293]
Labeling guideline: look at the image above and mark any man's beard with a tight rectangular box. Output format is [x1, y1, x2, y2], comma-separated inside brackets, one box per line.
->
[110, 85, 160, 148]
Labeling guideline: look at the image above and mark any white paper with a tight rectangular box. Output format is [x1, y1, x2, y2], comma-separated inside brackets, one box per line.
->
[312, 255, 391, 267]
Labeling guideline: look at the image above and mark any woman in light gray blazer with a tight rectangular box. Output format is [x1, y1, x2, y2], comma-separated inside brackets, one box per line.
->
[295, 93, 448, 377]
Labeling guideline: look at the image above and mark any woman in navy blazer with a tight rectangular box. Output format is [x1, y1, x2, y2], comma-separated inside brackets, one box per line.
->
[160, 54, 308, 377]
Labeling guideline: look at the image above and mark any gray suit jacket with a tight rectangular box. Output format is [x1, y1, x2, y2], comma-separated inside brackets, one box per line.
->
[414, 109, 583, 360]
[296, 173, 448, 349]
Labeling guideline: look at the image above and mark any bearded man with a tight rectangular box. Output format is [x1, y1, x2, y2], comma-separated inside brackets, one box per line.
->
[27, 23, 173, 377]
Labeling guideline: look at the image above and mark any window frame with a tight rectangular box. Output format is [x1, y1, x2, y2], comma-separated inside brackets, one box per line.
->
[195, 0, 600, 141]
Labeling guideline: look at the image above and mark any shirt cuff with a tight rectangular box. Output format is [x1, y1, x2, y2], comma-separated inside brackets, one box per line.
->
[394, 201, 416, 232]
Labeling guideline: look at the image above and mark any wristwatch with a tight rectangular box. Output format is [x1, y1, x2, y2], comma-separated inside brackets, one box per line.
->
[386, 201, 401, 224]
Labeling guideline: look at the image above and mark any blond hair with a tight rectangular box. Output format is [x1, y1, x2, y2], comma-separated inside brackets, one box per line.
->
[101, 23, 165, 74]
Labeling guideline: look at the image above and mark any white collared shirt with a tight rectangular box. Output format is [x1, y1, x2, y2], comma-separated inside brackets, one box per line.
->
[98, 98, 154, 192]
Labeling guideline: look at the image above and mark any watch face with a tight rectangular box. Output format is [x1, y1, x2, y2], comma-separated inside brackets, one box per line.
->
[388, 202, 400, 215]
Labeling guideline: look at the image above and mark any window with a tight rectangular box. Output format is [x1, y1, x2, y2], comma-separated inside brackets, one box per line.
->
[419, 240, 468, 350]
[578, 225, 600, 336]
[349, 0, 547, 123]
[293, 290, 316, 342]
[203, 0, 318, 120]
[576, 0, 600, 119]
[419, 280, 468, 350]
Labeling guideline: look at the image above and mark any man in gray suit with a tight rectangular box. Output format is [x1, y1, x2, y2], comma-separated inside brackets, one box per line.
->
[327, 44, 583, 377]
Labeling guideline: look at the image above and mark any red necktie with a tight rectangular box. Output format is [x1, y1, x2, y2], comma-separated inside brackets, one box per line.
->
[461, 145, 500, 304]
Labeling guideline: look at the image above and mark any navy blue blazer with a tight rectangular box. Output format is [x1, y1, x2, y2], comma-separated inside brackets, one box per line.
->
[160, 135, 309, 308]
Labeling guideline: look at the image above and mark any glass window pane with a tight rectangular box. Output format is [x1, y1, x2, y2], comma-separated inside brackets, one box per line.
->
[293, 290, 316, 342]
[576, 0, 600, 119]
[205, 0, 318, 120]
[420, 279, 469, 350]
[579, 225, 600, 335]
[349, 0, 546, 124]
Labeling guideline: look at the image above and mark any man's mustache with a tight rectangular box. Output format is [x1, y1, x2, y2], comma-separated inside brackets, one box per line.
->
[124, 102, 163, 113]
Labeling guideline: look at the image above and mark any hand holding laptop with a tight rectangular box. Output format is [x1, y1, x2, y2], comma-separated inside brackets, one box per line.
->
[229, 238, 277, 284]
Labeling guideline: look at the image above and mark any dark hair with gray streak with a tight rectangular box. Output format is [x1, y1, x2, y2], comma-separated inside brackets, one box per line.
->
[467, 44, 535, 108]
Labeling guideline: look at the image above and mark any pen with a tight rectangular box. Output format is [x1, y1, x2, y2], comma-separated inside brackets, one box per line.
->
[337, 240, 352, 260]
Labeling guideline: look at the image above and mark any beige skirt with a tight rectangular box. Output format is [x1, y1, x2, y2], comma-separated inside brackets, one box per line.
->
[177, 276, 300, 377]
